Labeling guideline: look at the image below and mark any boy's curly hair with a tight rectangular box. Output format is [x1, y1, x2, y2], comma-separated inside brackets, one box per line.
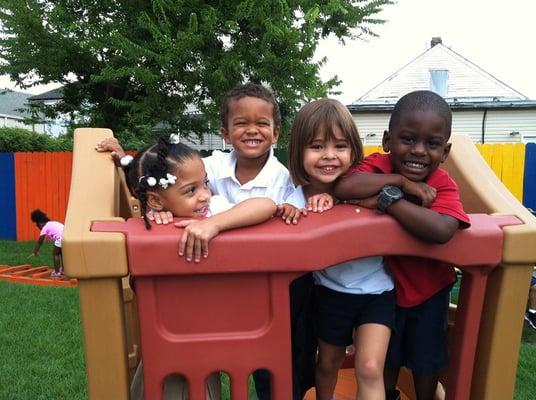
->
[220, 82, 281, 130]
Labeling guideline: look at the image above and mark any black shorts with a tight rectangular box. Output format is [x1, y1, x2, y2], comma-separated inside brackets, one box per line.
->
[385, 285, 451, 374]
[315, 285, 396, 347]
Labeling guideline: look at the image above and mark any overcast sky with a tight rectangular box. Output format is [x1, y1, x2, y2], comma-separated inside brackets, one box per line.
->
[317, 0, 536, 104]
[2, 0, 536, 104]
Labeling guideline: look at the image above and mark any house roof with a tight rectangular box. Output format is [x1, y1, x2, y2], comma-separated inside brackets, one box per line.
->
[350, 40, 529, 108]
[28, 88, 64, 101]
[0, 89, 32, 118]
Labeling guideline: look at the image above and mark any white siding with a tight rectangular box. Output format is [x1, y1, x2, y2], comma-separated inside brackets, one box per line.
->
[451, 111, 485, 142]
[351, 108, 536, 145]
[180, 133, 227, 151]
[353, 113, 390, 145]
[0, 114, 47, 133]
[484, 110, 536, 143]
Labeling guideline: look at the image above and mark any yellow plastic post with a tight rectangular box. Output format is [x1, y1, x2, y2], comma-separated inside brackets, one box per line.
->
[63, 128, 131, 400]
[444, 134, 536, 400]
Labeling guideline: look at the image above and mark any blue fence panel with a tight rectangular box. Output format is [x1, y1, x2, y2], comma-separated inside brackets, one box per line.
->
[523, 143, 536, 211]
[0, 153, 17, 240]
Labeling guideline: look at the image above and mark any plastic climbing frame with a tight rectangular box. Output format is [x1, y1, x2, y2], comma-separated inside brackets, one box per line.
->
[63, 128, 536, 400]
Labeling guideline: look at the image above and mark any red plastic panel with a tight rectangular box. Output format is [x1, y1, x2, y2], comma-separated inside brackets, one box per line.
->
[93, 206, 520, 276]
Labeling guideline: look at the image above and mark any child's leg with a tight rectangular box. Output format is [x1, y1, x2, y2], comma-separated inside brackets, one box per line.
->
[405, 286, 451, 400]
[412, 373, 439, 400]
[315, 339, 346, 400]
[384, 305, 406, 398]
[52, 245, 62, 274]
[290, 273, 316, 399]
[354, 323, 391, 400]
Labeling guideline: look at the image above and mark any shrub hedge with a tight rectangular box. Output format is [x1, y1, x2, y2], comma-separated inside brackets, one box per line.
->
[0, 127, 73, 152]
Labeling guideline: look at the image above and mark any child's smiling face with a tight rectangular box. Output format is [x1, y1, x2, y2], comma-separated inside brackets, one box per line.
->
[303, 125, 353, 186]
[383, 109, 451, 182]
[220, 96, 280, 162]
[147, 156, 212, 218]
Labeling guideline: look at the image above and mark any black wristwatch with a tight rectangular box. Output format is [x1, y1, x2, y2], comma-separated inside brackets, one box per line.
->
[377, 185, 404, 213]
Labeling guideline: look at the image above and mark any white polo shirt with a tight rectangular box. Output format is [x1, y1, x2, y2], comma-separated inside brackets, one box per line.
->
[203, 148, 294, 204]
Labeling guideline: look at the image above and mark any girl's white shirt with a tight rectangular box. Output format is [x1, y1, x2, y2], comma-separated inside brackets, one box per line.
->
[285, 186, 394, 295]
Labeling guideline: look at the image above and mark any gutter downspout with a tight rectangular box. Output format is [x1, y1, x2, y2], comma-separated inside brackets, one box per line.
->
[481, 109, 488, 144]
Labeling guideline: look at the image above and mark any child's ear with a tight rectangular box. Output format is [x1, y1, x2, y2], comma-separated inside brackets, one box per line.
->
[382, 130, 391, 152]
[220, 127, 232, 144]
[441, 143, 452, 163]
[147, 191, 165, 211]
[271, 127, 280, 144]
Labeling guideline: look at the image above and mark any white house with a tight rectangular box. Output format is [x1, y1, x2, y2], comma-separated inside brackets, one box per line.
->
[0, 88, 69, 136]
[348, 37, 536, 145]
[0, 89, 51, 133]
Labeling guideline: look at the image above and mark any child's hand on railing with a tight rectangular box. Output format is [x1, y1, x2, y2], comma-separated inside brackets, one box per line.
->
[146, 209, 174, 225]
[175, 219, 220, 263]
[275, 203, 304, 225]
[95, 137, 127, 165]
[307, 193, 335, 213]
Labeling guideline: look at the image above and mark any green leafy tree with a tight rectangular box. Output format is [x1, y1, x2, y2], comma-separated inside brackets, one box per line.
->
[0, 0, 392, 145]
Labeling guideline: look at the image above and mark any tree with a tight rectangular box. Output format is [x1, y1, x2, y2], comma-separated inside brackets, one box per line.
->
[0, 0, 392, 145]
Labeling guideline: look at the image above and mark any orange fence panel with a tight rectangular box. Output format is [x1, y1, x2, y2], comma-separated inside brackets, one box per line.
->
[15, 152, 72, 241]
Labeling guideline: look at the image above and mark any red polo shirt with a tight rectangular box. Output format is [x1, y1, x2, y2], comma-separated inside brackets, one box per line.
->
[348, 153, 471, 307]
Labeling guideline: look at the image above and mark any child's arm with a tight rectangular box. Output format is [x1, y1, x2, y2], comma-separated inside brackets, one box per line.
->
[175, 198, 276, 262]
[386, 199, 460, 244]
[335, 172, 437, 207]
[29, 235, 45, 257]
[336, 173, 458, 243]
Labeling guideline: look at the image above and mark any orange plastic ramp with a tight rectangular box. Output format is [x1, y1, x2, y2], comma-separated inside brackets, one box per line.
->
[0, 264, 78, 287]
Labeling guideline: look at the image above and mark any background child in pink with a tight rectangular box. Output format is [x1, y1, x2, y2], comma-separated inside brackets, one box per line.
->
[29, 209, 64, 277]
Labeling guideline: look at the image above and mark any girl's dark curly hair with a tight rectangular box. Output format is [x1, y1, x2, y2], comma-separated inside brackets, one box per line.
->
[128, 136, 199, 229]
[30, 209, 50, 225]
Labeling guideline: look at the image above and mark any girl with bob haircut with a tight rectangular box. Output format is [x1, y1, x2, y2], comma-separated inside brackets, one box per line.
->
[285, 98, 395, 400]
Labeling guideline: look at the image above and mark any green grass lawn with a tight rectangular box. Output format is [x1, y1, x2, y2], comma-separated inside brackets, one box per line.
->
[0, 240, 535, 399]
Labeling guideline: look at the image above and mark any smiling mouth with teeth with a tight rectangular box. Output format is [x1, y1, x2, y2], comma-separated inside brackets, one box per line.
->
[194, 206, 208, 215]
[318, 166, 339, 172]
[404, 161, 428, 169]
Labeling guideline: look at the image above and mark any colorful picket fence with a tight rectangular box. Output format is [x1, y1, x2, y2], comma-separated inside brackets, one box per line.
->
[1, 143, 535, 240]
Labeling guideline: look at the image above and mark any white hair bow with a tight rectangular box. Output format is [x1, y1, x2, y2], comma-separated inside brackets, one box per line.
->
[169, 133, 180, 144]
[158, 173, 177, 189]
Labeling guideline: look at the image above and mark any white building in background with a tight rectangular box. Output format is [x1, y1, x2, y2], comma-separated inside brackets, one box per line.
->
[27, 88, 69, 136]
[348, 37, 536, 145]
[0, 88, 68, 136]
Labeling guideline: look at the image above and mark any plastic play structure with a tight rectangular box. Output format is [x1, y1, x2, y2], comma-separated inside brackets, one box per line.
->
[63, 128, 536, 400]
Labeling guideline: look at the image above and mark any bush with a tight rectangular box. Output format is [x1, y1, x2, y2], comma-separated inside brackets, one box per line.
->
[0, 127, 73, 152]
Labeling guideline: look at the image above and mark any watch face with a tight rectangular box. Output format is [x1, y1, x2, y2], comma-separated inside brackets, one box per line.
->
[383, 185, 403, 198]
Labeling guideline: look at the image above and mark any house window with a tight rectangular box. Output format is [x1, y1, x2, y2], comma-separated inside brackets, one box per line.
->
[429, 70, 448, 97]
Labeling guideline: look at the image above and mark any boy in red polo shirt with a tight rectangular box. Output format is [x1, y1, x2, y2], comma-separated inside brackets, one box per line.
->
[335, 90, 470, 400]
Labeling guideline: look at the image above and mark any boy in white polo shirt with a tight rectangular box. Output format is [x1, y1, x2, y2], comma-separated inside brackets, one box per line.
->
[203, 82, 294, 207]
[97, 82, 312, 399]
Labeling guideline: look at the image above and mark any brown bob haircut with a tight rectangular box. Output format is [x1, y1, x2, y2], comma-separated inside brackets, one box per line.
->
[288, 98, 364, 186]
